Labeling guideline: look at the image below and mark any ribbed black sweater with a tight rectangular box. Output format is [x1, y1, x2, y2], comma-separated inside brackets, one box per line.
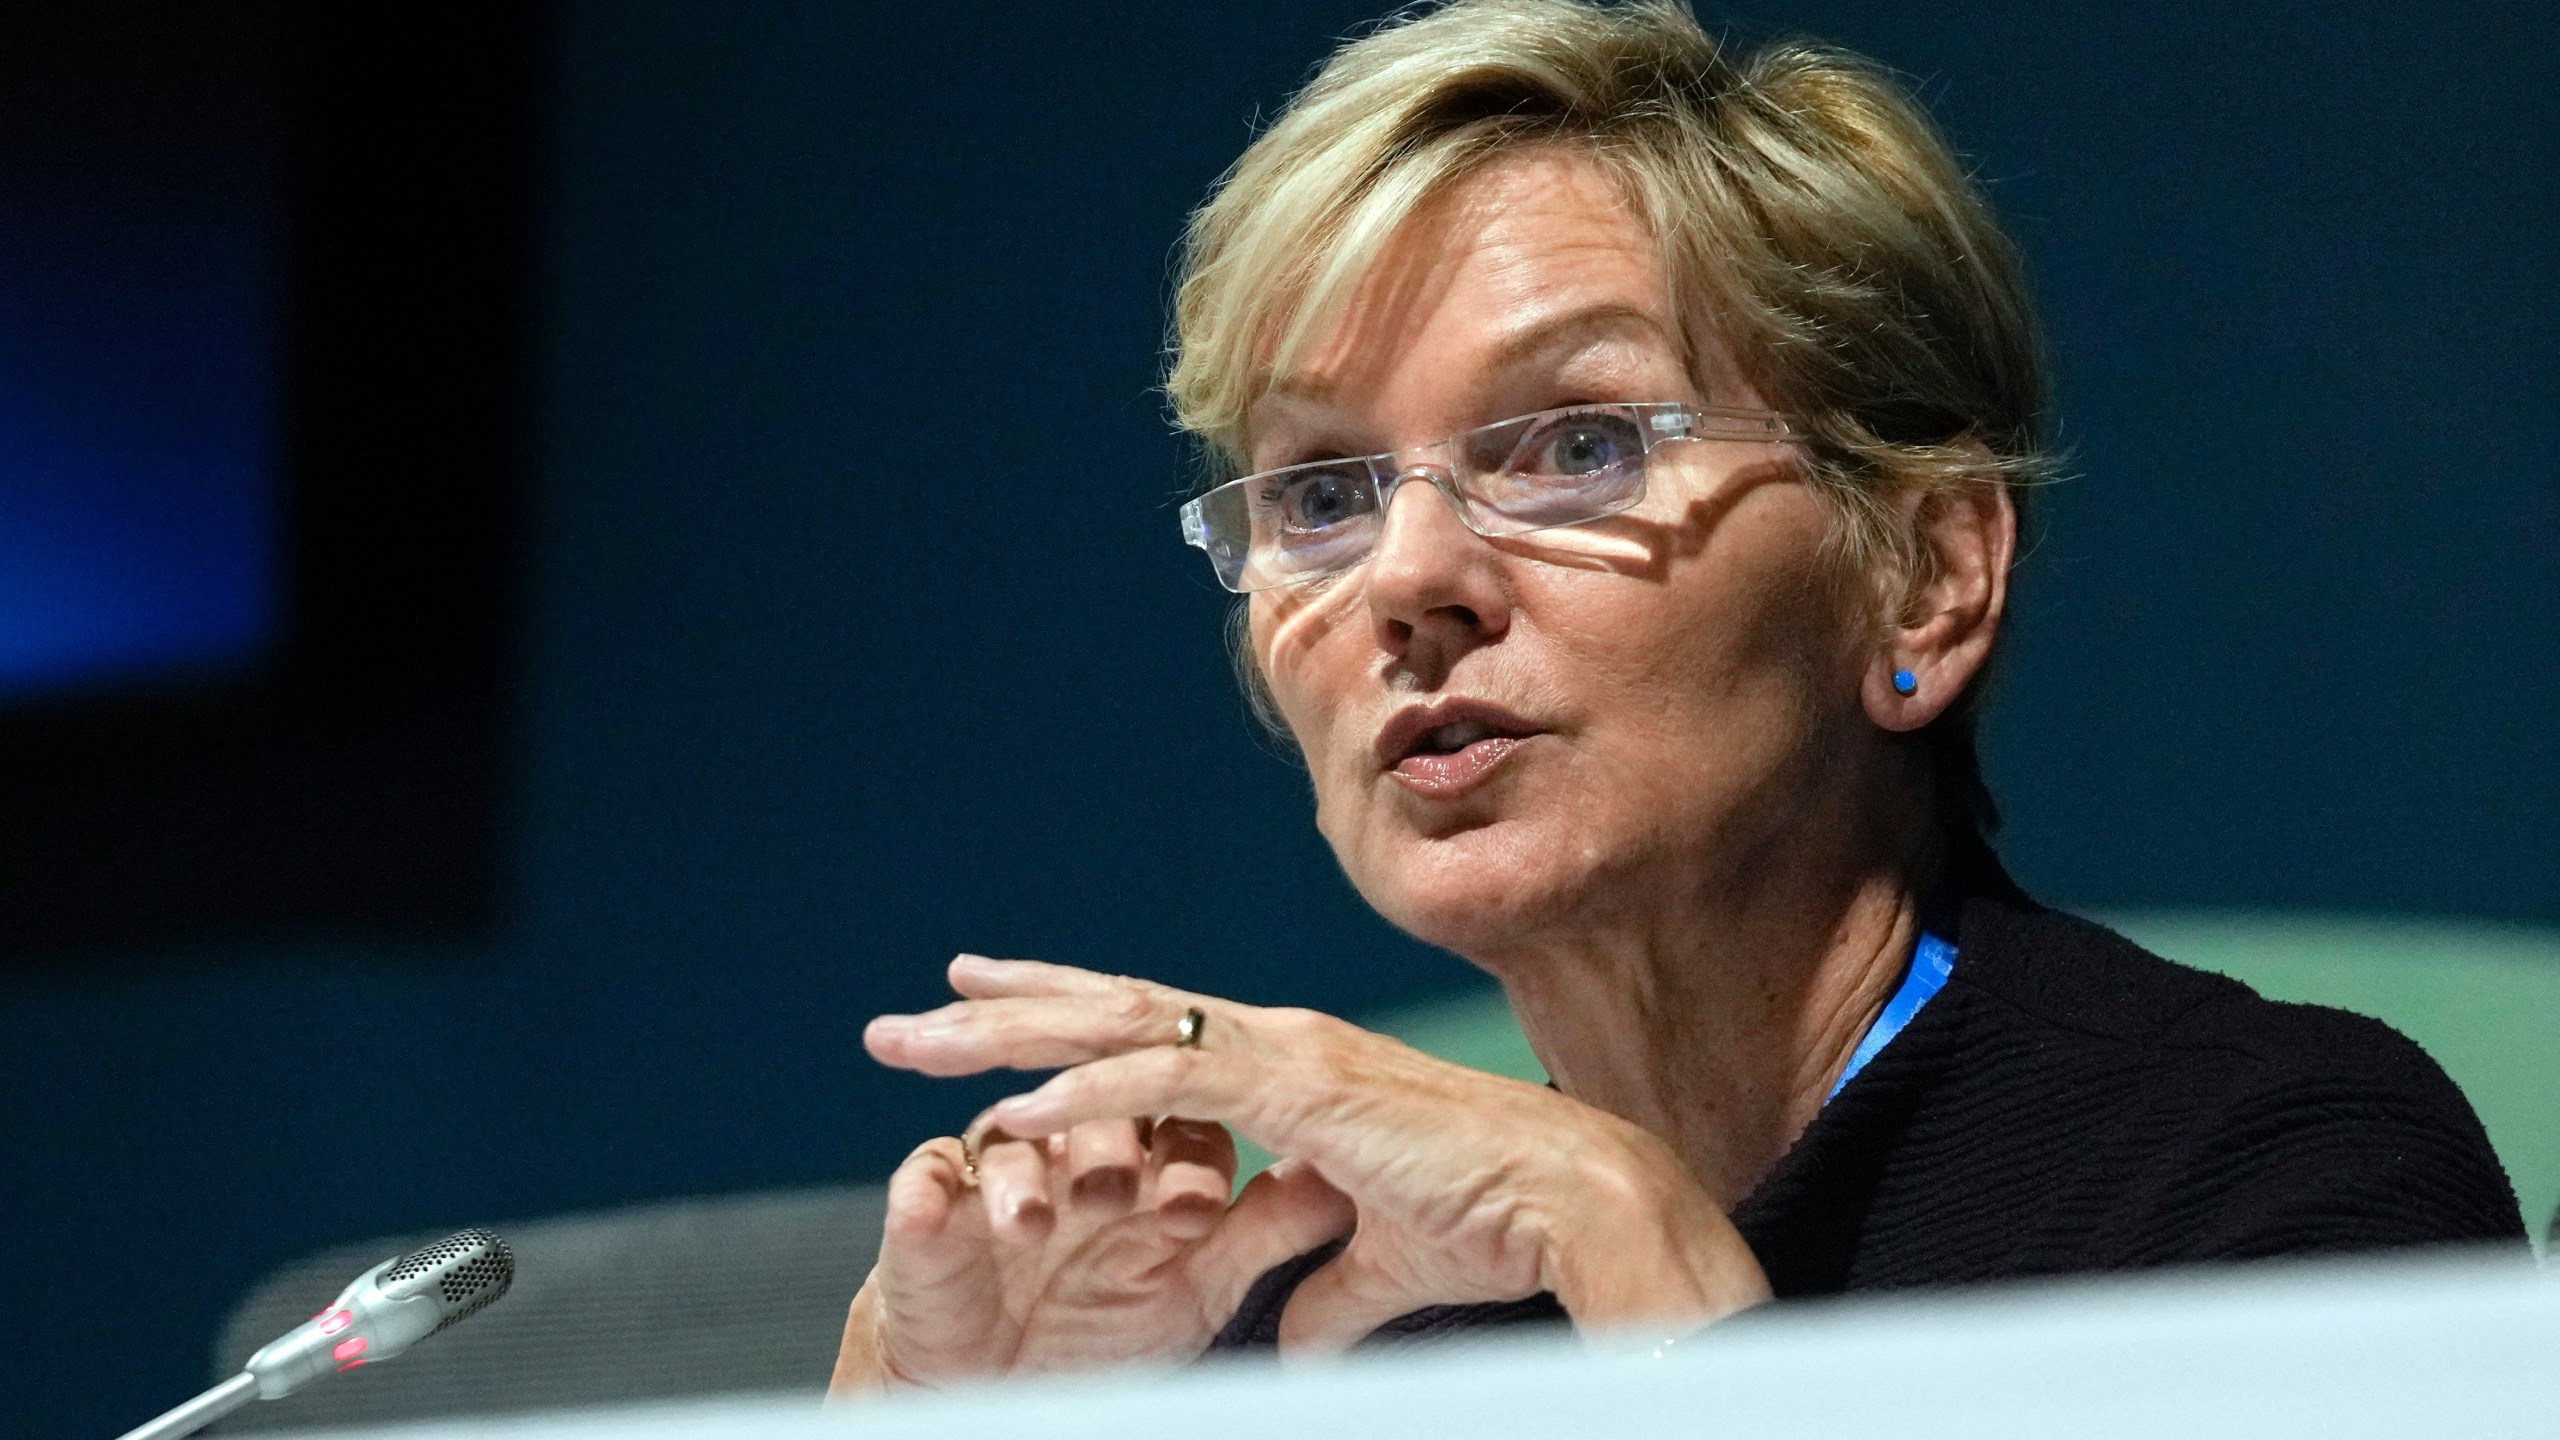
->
[1213, 884, 2524, 1348]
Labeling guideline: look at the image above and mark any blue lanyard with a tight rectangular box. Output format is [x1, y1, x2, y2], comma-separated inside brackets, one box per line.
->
[1826, 927, 1957, 1102]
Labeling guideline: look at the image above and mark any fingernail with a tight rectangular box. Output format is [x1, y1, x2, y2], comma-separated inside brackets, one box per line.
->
[1070, 1168, 1138, 1210]
[1157, 1193, 1221, 1240]
[866, 1015, 913, 1039]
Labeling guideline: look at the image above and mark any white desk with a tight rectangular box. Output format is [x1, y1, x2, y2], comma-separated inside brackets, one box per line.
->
[292, 1250, 2559, 1440]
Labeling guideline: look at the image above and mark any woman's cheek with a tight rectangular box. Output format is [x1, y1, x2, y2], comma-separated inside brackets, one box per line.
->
[1315, 731, 1392, 863]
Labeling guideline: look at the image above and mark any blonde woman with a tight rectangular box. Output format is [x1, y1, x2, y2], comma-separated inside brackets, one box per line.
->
[835, 0, 2518, 1389]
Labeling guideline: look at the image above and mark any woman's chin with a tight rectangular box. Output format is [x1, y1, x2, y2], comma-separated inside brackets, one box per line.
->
[1350, 822, 1608, 957]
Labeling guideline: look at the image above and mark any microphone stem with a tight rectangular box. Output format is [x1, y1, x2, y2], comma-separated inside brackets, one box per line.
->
[115, 1371, 258, 1440]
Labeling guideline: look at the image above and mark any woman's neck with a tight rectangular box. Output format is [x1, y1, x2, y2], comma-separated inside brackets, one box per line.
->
[1483, 857, 1925, 1209]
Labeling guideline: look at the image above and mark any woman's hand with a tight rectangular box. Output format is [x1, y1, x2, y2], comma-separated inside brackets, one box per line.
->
[844, 954, 1768, 1382]
[828, 1093, 1356, 1394]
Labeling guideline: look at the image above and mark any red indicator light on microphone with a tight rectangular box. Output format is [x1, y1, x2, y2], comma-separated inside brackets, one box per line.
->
[332, 1336, 368, 1362]
[319, 1310, 352, 1335]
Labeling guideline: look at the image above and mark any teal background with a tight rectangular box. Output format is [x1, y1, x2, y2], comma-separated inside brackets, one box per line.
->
[4, 3, 2553, 1437]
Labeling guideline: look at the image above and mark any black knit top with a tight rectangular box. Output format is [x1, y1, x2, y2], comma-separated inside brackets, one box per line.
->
[1212, 884, 2524, 1348]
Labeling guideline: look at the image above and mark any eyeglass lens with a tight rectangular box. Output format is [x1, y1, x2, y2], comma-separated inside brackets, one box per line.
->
[1191, 404, 1671, 592]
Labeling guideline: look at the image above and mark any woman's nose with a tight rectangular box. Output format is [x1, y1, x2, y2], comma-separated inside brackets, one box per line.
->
[1361, 470, 1513, 659]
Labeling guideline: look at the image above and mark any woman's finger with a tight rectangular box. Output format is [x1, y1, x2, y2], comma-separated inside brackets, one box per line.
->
[875, 1138, 985, 1289]
[1146, 1118, 1237, 1240]
[967, 1126, 1056, 1242]
[1274, 1237, 1429, 1356]
[1191, 1159, 1358, 1322]
[1063, 1119, 1147, 1216]
[989, 1044, 1255, 1141]
[945, 954, 1144, 1000]
[866, 994, 1201, 1077]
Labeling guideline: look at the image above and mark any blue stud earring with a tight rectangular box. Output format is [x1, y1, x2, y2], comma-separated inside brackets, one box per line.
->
[1891, 669, 1919, 697]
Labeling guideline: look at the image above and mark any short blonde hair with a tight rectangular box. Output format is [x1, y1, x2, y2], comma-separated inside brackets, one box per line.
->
[1166, 0, 2054, 844]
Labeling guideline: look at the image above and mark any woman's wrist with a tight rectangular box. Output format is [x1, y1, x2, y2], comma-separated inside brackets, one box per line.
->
[1538, 1134, 1771, 1333]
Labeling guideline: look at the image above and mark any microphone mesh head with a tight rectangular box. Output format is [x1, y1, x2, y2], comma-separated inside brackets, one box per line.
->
[381, 1228, 515, 1332]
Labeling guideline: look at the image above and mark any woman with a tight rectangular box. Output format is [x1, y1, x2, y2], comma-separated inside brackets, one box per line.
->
[833, 0, 2520, 1390]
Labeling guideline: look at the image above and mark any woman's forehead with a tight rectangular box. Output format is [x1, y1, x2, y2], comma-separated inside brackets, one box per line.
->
[1251, 151, 1683, 434]
[1252, 308, 1672, 434]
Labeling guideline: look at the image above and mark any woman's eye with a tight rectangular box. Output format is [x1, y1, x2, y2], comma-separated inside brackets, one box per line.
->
[1268, 466, 1374, 533]
[1517, 412, 1643, 479]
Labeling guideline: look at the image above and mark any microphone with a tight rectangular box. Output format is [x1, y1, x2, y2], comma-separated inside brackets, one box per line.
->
[115, 1228, 514, 1440]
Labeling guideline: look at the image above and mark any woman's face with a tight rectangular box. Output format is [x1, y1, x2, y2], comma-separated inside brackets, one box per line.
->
[1249, 150, 1884, 959]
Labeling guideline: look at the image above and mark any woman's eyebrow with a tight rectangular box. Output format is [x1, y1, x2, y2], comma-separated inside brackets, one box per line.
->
[1473, 302, 1672, 381]
[1253, 302, 1673, 434]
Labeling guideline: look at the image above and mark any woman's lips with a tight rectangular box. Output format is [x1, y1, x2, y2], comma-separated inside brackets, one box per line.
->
[1374, 699, 1546, 798]
[1388, 734, 1528, 797]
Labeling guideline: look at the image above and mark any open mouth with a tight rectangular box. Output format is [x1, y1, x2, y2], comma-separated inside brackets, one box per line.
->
[1410, 719, 1511, 755]
[1376, 702, 1542, 796]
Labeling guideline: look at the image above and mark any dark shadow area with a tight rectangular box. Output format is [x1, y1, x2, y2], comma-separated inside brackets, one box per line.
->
[0, 0, 532, 954]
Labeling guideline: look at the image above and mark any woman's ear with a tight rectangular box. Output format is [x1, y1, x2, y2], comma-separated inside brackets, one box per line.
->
[1862, 457, 2015, 733]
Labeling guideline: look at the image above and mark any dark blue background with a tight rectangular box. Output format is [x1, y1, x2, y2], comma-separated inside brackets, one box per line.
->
[5, 3, 2553, 1436]
[0, 26, 277, 697]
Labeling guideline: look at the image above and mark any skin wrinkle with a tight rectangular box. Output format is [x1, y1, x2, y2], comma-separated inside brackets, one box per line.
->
[1249, 304, 1668, 461]
[1250, 149, 1942, 1209]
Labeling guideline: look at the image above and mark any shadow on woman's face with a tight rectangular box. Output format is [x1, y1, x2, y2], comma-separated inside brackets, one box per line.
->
[1241, 150, 1873, 962]
[1477, 448, 1809, 586]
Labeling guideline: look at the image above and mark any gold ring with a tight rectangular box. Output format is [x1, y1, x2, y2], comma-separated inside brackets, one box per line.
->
[959, 1120, 1012, 1183]
[1174, 1006, 1206, 1049]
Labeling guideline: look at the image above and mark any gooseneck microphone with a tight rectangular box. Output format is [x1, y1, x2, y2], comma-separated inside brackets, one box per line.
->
[115, 1228, 514, 1440]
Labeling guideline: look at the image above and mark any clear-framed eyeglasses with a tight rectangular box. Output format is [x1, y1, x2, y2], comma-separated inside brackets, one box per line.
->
[1179, 401, 1803, 593]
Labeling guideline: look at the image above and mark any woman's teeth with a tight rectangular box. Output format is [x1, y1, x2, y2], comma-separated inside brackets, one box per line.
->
[1425, 721, 1497, 753]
